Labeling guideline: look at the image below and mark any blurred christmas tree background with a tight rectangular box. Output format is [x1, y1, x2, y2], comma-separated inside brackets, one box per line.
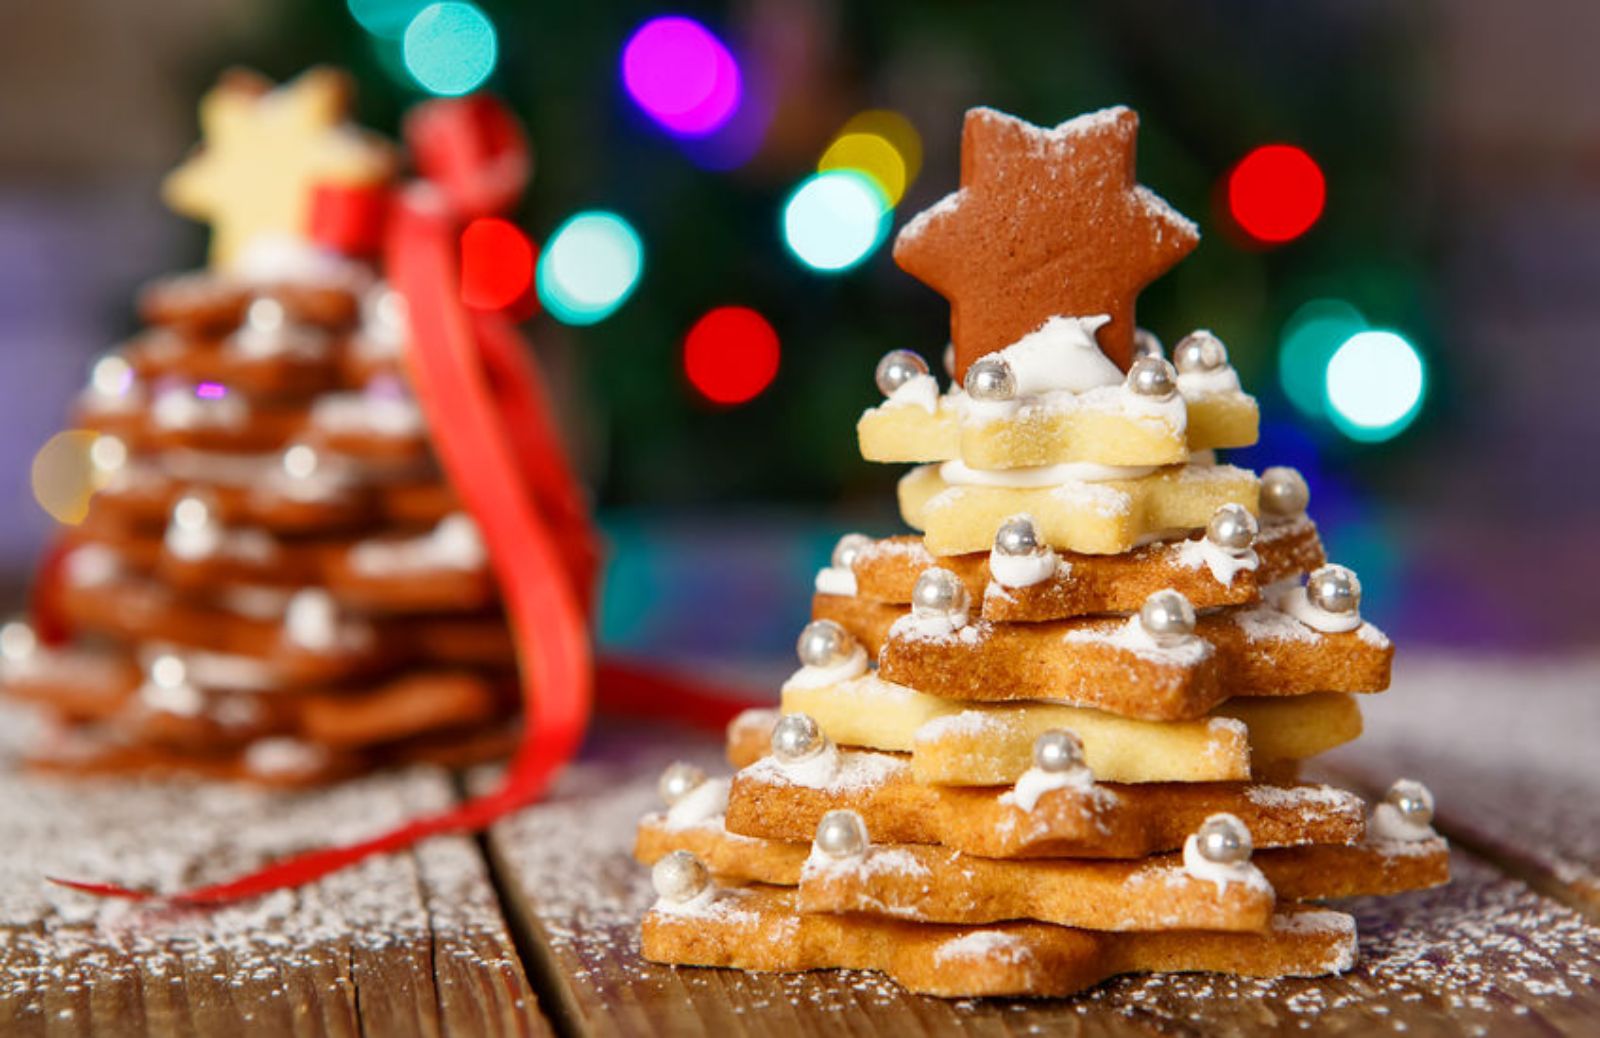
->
[5, 0, 1599, 658]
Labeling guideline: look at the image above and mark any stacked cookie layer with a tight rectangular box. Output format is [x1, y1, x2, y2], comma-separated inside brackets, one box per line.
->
[0, 271, 520, 785]
[633, 322, 1447, 998]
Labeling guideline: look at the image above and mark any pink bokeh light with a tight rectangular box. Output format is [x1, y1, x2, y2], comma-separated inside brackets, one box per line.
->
[621, 16, 741, 138]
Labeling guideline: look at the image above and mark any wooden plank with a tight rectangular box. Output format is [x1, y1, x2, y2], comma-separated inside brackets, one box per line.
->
[485, 717, 1600, 1037]
[0, 705, 549, 1038]
[1324, 654, 1600, 912]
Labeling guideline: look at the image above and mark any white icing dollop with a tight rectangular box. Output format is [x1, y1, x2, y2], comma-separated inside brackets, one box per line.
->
[164, 512, 222, 561]
[651, 886, 717, 916]
[1178, 365, 1243, 398]
[1009, 762, 1094, 812]
[283, 589, 370, 654]
[350, 513, 487, 574]
[139, 674, 204, 718]
[997, 315, 1120, 396]
[988, 546, 1059, 589]
[1174, 536, 1259, 586]
[64, 544, 121, 587]
[664, 777, 731, 829]
[885, 372, 939, 413]
[311, 390, 425, 439]
[151, 385, 248, 431]
[1275, 583, 1361, 633]
[1182, 834, 1269, 893]
[244, 736, 331, 779]
[774, 740, 843, 787]
[939, 459, 1155, 488]
[1370, 802, 1437, 843]
[813, 566, 858, 597]
[781, 645, 869, 691]
[1066, 613, 1207, 664]
[232, 233, 371, 288]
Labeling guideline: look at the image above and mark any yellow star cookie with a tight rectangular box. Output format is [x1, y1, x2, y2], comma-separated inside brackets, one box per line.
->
[858, 386, 1258, 469]
[779, 675, 1360, 785]
[898, 462, 1259, 556]
[164, 68, 395, 270]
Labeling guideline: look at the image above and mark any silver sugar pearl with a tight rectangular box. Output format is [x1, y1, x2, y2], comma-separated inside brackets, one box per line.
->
[1385, 778, 1435, 827]
[994, 515, 1042, 558]
[964, 357, 1016, 402]
[831, 532, 872, 571]
[1306, 564, 1361, 615]
[1206, 503, 1259, 552]
[172, 495, 212, 531]
[1195, 813, 1253, 865]
[1259, 467, 1310, 519]
[283, 444, 321, 480]
[813, 810, 869, 859]
[150, 653, 189, 690]
[1125, 356, 1178, 400]
[0, 620, 38, 663]
[1032, 729, 1086, 774]
[1133, 328, 1164, 360]
[771, 713, 825, 764]
[245, 297, 287, 334]
[651, 850, 712, 904]
[90, 355, 134, 398]
[874, 350, 930, 397]
[942, 343, 956, 379]
[658, 761, 707, 806]
[911, 567, 969, 620]
[796, 619, 856, 669]
[1139, 589, 1196, 645]
[1173, 331, 1229, 374]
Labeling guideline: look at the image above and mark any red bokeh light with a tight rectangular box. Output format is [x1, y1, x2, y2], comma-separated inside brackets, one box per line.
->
[460, 217, 537, 310]
[684, 307, 780, 405]
[1227, 144, 1326, 244]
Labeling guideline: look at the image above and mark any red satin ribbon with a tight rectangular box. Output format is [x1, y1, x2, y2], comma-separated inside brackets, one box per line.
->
[49, 95, 596, 904]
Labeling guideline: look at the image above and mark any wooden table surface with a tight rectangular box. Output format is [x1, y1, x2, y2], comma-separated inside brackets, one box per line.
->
[3, 653, 1598, 1037]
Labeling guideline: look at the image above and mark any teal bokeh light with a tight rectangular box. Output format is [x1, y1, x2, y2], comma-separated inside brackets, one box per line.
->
[536, 211, 646, 326]
[348, 0, 430, 39]
[1325, 330, 1426, 442]
[1278, 299, 1366, 420]
[402, 2, 498, 97]
[781, 170, 890, 273]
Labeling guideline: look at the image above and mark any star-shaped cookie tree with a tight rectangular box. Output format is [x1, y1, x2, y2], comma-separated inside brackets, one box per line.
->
[163, 67, 396, 270]
[894, 106, 1199, 376]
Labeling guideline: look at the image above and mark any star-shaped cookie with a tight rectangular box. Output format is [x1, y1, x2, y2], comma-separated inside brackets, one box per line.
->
[163, 68, 395, 270]
[894, 107, 1199, 376]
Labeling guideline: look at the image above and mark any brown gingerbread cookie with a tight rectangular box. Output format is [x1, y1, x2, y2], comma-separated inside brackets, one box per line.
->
[893, 107, 1198, 376]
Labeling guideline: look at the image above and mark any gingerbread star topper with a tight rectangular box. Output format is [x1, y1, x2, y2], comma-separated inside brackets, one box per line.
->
[894, 106, 1199, 377]
[163, 67, 396, 270]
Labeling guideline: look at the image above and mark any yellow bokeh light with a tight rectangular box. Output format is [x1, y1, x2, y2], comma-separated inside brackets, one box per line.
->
[31, 430, 105, 525]
[820, 133, 907, 207]
[818, 110, 923, 208]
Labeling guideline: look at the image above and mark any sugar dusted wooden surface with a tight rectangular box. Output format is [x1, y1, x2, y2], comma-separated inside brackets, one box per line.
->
[5, 655, 1600, 1035]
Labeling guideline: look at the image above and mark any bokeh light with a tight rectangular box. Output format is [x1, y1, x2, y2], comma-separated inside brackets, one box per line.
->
[622, 16, 742, 137]
[684, 307, 780, 405]
[1228, 144, 1326, 244]
[460, 217, 536, 310]
[31, 430, 102, 525]
[348, 0, 430, 38]
[1278, 299, 1366, 419]
[818, 110, 922, 207]
[1325, 330, 1426, 441]
[782, 170, 890, 273]
[537, 211, 645, 325]
[402, 2, 498, 97]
